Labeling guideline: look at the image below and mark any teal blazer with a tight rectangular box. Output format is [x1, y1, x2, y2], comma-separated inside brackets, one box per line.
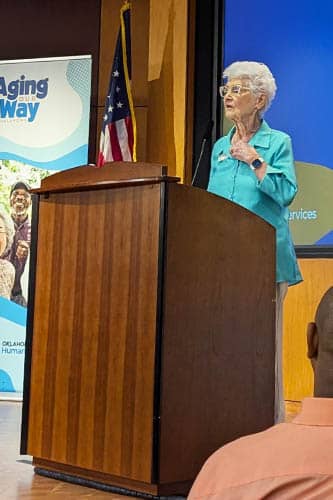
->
[208, 120, 302, 286]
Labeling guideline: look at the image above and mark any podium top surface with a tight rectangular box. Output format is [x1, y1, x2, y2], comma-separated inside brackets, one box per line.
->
[32, 162, 180, 194]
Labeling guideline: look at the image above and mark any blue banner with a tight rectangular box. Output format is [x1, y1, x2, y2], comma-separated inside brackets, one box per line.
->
[0, 55, 91, 393]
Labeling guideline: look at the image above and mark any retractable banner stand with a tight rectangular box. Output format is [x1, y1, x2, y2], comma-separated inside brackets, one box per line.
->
[0, 55, 92, 396]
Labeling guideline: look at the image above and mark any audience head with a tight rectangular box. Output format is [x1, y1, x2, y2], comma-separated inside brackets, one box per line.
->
[307, 287, 333, 397]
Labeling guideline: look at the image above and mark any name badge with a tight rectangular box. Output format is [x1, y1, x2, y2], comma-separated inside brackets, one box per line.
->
[218, 153, 228, 162]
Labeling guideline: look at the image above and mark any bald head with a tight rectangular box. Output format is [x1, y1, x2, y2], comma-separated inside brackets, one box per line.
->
[307, 287, 333, 397]
[315, 287, 333, 349]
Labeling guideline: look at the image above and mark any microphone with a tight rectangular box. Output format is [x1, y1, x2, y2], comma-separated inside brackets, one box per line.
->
[191, 120, 214, 186]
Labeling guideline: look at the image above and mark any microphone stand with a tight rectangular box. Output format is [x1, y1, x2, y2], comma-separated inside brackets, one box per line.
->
[191, 120, 214, 186]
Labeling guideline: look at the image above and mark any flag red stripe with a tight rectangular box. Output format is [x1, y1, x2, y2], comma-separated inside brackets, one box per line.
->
[109, 123, 123, 161]
[97, 151, 105, 167]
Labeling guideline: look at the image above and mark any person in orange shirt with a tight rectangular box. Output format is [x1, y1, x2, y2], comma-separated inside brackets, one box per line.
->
[188, 287, 333, 500]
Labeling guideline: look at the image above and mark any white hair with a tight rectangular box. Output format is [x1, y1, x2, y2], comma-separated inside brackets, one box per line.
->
[223, 61, 277, 115]
[0, 206, 14, 257]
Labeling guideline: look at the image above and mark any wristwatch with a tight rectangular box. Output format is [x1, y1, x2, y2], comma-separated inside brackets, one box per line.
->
[250, 157, 265, 170]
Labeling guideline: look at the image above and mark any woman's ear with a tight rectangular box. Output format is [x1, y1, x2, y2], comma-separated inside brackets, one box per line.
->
[256, 94, 266, 112]
[307, 322, 319, 360]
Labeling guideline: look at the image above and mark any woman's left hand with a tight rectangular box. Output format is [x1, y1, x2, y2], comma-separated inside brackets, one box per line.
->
[230, 140, 267, 180]
[230, 140, 258, 165]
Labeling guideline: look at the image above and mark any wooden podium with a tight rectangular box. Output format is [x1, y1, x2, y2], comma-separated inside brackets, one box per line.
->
[21, 163, 276, 498]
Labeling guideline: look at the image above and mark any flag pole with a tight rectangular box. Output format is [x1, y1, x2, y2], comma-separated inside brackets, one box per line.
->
[120, 2, 137, 161]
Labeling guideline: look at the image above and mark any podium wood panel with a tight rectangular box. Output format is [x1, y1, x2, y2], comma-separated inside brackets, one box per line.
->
[158, 184, 276, 482]
[27, 185, 161, 482]
[22, 164, 276, 497]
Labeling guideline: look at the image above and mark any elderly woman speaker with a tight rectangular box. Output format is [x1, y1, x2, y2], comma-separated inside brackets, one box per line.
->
[208, 61, 302, 422]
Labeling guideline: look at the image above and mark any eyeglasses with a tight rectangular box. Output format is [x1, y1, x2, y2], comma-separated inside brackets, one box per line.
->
[219, 84, 251, 97]
[11, 192, 30, 200]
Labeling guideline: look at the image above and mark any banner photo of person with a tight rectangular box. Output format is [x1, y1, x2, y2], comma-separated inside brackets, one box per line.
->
[0, 55, 92, 394]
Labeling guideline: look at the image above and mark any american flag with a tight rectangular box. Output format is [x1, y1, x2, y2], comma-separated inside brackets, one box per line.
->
[97, 2, 137, 166]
